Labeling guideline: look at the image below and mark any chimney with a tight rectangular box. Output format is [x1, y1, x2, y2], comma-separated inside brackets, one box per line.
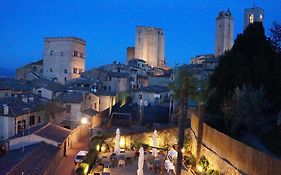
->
[22, 96, 28, 103]
[3, 104, 9, 115]
[28, 97, 34, 102]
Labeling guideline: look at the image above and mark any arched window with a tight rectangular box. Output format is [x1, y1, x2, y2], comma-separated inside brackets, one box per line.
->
[49, 50, 53, 55]
[249, 14, 254, 24]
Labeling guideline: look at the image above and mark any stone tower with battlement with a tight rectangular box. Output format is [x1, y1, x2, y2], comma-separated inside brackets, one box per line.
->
[134, 26, 165, 68]
[215, 9, 234, 57]
[43, 37, 86, 84]
[244, 7, 264, 29]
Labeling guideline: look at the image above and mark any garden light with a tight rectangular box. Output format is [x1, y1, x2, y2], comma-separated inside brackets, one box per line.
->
[197, 164, 203, 172]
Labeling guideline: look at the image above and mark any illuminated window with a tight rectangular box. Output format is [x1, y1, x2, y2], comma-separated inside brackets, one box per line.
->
[249, 14, 254, 24]
[260, 14, 263, 21]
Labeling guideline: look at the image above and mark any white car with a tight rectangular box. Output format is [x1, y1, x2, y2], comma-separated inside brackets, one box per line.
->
[74, 150, 88, 164]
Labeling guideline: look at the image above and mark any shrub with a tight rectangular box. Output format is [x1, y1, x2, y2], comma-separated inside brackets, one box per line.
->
[199, 156, 209, 171]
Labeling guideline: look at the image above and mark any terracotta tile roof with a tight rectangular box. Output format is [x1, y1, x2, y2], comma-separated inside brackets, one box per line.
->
[35, 123, 71, 143]
[6, 142, 59, 175]
[11, 123, 71, 144]
[0, 143, 39, 175]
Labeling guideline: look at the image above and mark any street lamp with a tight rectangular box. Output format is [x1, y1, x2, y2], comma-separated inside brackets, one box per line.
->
[81, 117, 89, 124]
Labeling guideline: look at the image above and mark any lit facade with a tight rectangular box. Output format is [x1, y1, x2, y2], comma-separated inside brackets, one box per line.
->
[215, 10, 234, 56]
[134, 26, 165, 68]
[43, 37, 86, 84]
[244, 7, 264, 29]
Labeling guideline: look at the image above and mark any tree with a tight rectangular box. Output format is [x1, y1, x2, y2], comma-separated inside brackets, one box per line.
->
[269, 21, 281, 52]
[222, 85, 270, 136]
[170, 66, 197, 175]
[207, 22, 281, 116]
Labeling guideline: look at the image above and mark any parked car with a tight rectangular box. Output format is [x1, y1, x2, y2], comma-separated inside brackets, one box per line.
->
[74, 150, 88, 164]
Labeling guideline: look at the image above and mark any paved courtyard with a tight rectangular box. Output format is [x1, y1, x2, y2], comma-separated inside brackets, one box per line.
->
[92, 151, 193, 175]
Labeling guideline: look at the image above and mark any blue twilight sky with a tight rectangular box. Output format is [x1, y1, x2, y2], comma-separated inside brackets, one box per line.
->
[0, 0, 280, 70]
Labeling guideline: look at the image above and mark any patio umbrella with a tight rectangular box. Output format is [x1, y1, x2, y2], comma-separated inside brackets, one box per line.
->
[137, 147, 144, 175]
[152, 130, 158, 157]
[114, 128, 120, 154]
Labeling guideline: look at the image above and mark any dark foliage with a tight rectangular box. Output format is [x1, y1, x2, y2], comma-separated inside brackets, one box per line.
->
[270, 20, 281, 52]
[207, 22, 281, 116]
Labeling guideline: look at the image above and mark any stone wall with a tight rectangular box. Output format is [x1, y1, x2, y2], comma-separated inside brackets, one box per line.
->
[104, 127, 181, 149]
[191, 112, 281, 175]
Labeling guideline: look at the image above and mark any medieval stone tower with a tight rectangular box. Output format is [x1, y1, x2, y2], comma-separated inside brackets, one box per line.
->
[43, 37, 86, 84]
[244, 7, 264, 29]
[134, 26, 165, 68]
[215, 9, 234, 57]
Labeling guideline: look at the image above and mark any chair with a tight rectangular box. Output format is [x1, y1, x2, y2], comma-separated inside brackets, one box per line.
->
[118, 159, 125, 167]
[147, 162, 154, 171]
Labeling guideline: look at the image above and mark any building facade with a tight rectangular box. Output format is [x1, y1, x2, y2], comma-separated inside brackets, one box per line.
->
[43, 37, 86, 84]
[244, 7, 264, 29]
[215, 10, 234, 56]
[134, 26, 165, 68]
[126, 47, 135, 64]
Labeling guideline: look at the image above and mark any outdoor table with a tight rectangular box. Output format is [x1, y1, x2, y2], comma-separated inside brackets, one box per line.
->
[164, 160, 176, 174]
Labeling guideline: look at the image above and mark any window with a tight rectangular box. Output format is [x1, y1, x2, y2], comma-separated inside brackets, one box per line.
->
[17, 121, 22, 133]
[38, 90, 42, 96]
[50, 68, 53, 72]
[80, 53, 84, 58]
[104, 86, 107, 90]
[49, 50, 53, 55]
[64, 69, 67, 73]
[38, 116, 41, 123]
[109, 77, 112, 81]
[64, 77, 67, 81]
[66, 105, 71, 113]
[61, 52, 64, 56]
[108, 86, 111, 90]
[118, 68, 120, 72]
[74, 50, 78, 57]
[94, 103, 97, 109]
[29, 116, 35, 126]
[249, 14, 254, 24]
[89, 96, 91, 100]
[73, 68, 77, 73]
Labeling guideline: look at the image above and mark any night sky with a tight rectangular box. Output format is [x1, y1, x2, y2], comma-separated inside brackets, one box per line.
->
[0, 0, 280, 70]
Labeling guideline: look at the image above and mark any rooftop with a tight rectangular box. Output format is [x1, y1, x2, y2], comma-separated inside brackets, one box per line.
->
[134, 85, 169, 93]
[0, 78, 32, 91]
[54, 90, 84, 103]
[35, 123, 71, 143]
[0, 93, 49, 117]
[10, 123, 71, 143]
[5, 142, 59, 175]
[44, 36, 86, 44]
[28, 78, 65, 92]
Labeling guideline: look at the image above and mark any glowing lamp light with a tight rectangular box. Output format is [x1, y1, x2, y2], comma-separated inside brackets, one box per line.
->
[96, 144, 100, 151]
[120, 137, 126, 148]
[181, 148, 185, 153]
[196, 165, 203, 172]
[81, 117, 88, 124]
